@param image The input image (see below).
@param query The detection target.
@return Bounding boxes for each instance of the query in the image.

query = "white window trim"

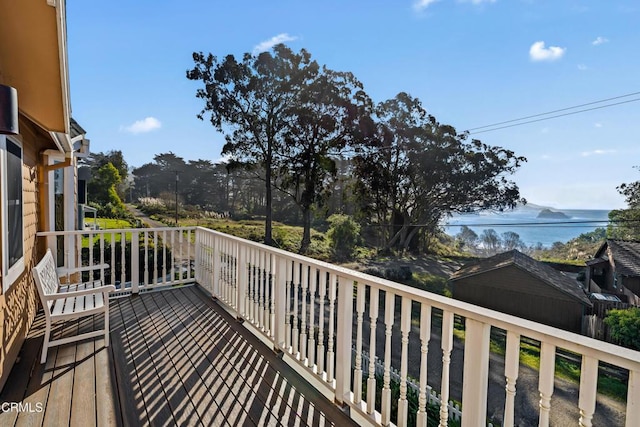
[1,135,25,291]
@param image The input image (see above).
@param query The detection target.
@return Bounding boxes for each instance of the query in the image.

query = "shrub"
[604,307,640,350]
[327,214,361,261]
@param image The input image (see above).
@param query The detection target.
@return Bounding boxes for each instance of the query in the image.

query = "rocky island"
[537,208,570,219]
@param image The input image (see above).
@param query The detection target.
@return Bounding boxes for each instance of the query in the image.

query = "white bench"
[32,249,115,363]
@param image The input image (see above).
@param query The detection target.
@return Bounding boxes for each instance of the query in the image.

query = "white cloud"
[121,117,162,134]
[577,64,588,71]
[253,33,297,54]
[594,122,603,128]
[581,149,615,157]
[529,41,566,61]
[592,36,609,46]
[413,0,439,11]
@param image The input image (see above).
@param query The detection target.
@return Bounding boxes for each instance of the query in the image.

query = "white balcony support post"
[503,331,520,427]
[367,287,380,415]
[327,272,337,382]
[416,303,432,427]
[439,310,454,427]
[398,296,411,427]
[301,264,309,363]
[275,257,287,351]
[538,342,556,427]
[354,282,365,405]
[131,231,140,294]
[317,269,327,376]
[461,318,490,427]
[308,267,317,369]
[237,244,247,318]
[382,291,395,426]
[627,369,640,426]
[578,356,598,427]
[335,275,353,405]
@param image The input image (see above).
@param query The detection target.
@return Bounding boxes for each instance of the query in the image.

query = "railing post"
[131,231,139,294]
[335,275,353,405]
[627,369,640,426]
[274,257,287,351]
[461,318,490,427]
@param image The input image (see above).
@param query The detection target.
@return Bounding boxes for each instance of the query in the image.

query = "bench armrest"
[44,284,116,301]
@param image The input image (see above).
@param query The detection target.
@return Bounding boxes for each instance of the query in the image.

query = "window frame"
[1,134,25,291]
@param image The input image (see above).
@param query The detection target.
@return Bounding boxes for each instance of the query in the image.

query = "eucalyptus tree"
[278,68,372,253]
[354,92,526,252]
[187,44,319,245]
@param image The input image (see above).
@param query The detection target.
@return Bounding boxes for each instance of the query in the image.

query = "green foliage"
[604,308,640,350]
[327,214,361,260]
[87,163,127,217]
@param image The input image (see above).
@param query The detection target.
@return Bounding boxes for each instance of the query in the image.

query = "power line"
[466,91,640,132]
[467,97,640,135]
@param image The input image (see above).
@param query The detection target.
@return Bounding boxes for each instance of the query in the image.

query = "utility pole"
[175,171,179,226]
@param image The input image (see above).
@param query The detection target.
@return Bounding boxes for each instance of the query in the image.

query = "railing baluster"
[381,291,395,426]
[269,254,275,337]
[285,260,292,351]
[120,231,126,288]
[317,269,326,377]
[367,287,379,415]
[354,281,365,405]
[275,256,287,350]
[504,331,520,427]
[292,263,300,358]
[170,229,175,284]
[578,356,598,427]
[253,248,260,325]
[300,264,308,363]
[261,250,268,330]
[237,243,247,318]
[416,303,432,427]
[131,231,139,294]
[398,296,412,427]
[327,272,337,383]
[99,234,105,285]
[308,267,317,369]
[538,342,556,427]
[153,231,158,287]
[440,310,454,427]
[143,230,149,287]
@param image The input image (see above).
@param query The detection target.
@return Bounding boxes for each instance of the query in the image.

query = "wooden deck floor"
[0,286,355,427]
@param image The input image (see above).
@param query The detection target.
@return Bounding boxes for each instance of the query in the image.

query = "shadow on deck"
[0,286,355,427]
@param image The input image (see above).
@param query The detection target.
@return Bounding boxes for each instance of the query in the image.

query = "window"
[1,135,24,291]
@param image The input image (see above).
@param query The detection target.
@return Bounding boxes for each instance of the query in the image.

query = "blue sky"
[67,0,640,210]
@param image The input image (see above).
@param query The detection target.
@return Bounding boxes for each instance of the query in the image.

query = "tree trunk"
[402,226,420,251]
[300,207,312,254]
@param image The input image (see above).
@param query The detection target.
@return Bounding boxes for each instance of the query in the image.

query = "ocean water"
[443,206,611,247]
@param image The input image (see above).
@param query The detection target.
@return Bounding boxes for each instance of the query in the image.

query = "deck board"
[0,285,356,427]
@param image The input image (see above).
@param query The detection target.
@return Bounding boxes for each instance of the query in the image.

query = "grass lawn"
[81,218,134,247]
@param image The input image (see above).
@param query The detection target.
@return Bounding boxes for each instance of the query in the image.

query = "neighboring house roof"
[595,240,640,278]
[70,118,86,139]
[451,250,592,306]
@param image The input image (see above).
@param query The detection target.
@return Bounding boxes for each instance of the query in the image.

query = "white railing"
[39,226,640,426]
[37,227,196,295]
[194,226,640,427]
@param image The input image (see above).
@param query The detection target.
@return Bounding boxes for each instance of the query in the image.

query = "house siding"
[452,265,586,333]
[0,119,51,391]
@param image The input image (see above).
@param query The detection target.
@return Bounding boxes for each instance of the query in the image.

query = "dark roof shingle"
[451,250,592,306]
